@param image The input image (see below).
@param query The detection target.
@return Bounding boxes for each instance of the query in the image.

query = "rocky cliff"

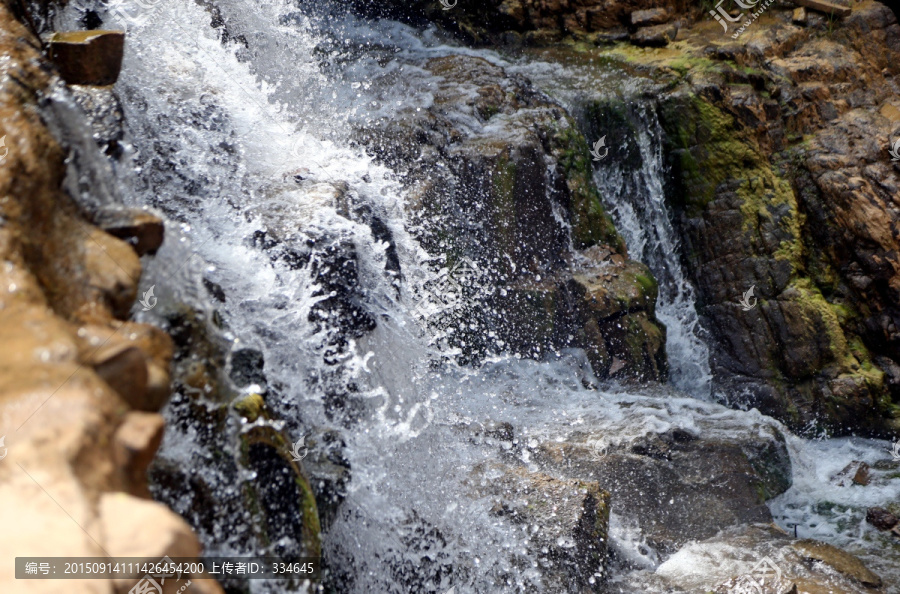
[0,1,221,591]
[352,0,900,437]
[612,0,900,436]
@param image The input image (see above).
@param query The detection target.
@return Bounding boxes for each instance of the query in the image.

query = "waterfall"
[590,104,713,399]
[49,1,900,591]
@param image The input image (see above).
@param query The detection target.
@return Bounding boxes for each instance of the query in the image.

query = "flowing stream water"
[53,1,900,592]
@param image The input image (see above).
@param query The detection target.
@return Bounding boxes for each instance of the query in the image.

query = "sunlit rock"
[49,30,125,86]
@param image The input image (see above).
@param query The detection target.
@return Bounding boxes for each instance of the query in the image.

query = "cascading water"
[51,1,900,592]
[588,105,713,399]
[496,60,713,398]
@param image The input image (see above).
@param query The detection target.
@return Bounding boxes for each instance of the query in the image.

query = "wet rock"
[603,0,900,436]
[354,53,666,381]
[792,539,882,588]
[203,278,227,303]
[301,429,351,531]
[533,424,791,557]
[865,506,899,530]
[241,438,321,560]
[651,524,881,593]
[481,420,515,442]
[100,209,165,256]
[307,237,378,359]
[48,30,125,86]
[831,460,871,486]
[468,462,610,591]
[229,347,266,389]
[148,310,325,591]
[349,0,685,44]
[69,84,126,158]
[630,23,678,47]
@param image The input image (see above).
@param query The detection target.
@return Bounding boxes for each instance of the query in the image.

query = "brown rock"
[100,493,224,594]
[82,227,142,319]
[575,259,658,319]
[90,343,150,409]
[880,102,900,122]
[76,322,173,410]
[793,0,851,18]
[114,412,165,497]
[792,7,807,24]
[101,209,165,256]
[791,539,882,588]
[0,4,213,593]
[831,460,871,486]
[48,30,125,86]
[866,506,899,530]
[532,424,791,556]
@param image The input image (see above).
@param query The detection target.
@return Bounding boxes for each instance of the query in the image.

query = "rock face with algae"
[577,0,900,435]
[356,54,668,381]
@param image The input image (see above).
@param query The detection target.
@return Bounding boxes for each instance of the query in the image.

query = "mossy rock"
[549,120,624,251]
[239,424,322,560]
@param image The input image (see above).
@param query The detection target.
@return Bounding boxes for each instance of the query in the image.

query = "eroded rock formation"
[355,53,668,381]
[0,2,220,592]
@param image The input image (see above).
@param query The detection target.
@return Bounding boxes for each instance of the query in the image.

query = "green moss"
[666,55,719,76]
[480,103,501,119]
[634,272,659,305]
[296,474,323,558]
[551,122,623,250]
[491,152,518,257]
[233,392,266,422]
[790,279,848,361]
[240,428,322,559]
[661,95,767,217]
